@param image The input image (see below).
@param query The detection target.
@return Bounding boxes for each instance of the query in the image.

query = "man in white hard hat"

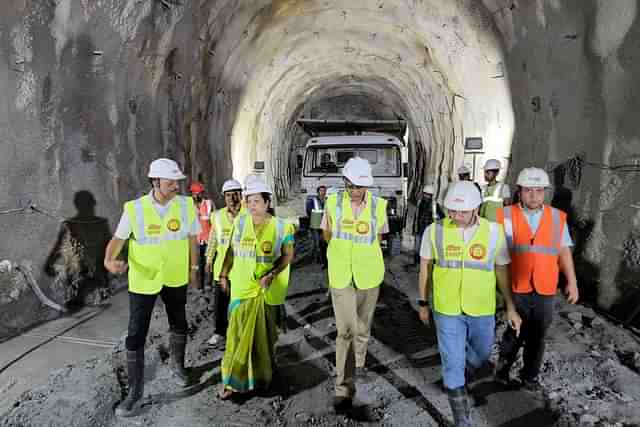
[320,157,389,412]
[495,167,578,390]
[412,184,444,266]
[479,158,511,222]
[418,181,521,427]
[457,165,472,181]
[104,158,200,417]
[205,179,246,347]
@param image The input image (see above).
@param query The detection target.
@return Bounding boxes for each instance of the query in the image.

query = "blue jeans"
[434,311,495,389]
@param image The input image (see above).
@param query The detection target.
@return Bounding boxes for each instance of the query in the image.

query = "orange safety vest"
[496,204,567,295]
[197,200,213,244]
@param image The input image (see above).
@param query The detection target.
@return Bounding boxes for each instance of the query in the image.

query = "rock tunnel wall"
[490,0,640,310]
[0,0,638,338]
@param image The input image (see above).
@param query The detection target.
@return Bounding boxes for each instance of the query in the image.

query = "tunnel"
[1,1,640,426]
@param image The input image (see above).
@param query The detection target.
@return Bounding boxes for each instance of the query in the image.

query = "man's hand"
[565,282,579,304]
[104,260,128,274]
[259,273,274,289]
[419,306,431,326]
[205,262,212,275]
[219,277,230,294]
[506,308,522,337]
[189,270,199,288]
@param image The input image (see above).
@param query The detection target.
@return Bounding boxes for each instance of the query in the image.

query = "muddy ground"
[2,232,640,427]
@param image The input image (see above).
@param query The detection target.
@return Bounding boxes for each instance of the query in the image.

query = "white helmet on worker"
[342,157,374,187]
[422,184,435,194]
[483,159,501,171]
[148,158,186,180]
[516,167,550,188]
[221,179,242,193]
[244,178,272,196]
[444,181,482,211]
[457,165,471,175]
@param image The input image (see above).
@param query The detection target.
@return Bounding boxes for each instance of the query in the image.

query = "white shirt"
[114,192,201,239]
[420,221,511,265]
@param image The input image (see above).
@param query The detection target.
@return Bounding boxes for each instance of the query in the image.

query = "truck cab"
[298,120,408,241]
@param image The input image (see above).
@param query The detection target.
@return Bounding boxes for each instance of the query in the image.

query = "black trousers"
[499,292,554,380]
[198,243,209,290]
[214,280,231,335]
[125,285,188,351]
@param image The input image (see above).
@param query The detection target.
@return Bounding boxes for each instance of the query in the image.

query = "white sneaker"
[207,334,224,346]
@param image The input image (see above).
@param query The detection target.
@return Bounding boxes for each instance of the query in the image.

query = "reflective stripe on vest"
[132,196,190,244]
[333,191,378,245]
[233,216,285,263]
[483,183,504,203]
[503,205,560,255]
[434,221,499,271]
[214,209,231,246]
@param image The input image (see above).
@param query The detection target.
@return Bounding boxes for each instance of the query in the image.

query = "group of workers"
[103,155,578,427]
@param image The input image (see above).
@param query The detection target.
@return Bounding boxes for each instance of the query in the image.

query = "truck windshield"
[304,145,401,177]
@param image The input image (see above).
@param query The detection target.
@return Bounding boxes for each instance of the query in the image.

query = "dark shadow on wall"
[45,191,112,310]
[550,163,600,305]
[610,227,640,328]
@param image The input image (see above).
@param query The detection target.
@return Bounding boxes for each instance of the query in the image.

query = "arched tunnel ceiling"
[201,0,514,186]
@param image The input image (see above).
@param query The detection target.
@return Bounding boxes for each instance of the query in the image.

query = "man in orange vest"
[191,181,214,290]
[495,167,579,389]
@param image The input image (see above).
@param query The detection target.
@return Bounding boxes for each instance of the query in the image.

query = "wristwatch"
[190,265,199,271]
[417,299,428,307]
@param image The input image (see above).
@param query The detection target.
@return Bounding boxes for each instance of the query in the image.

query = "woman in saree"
[217,178,295,399]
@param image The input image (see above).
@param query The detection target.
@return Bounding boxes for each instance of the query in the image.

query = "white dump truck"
[297,119,408,250]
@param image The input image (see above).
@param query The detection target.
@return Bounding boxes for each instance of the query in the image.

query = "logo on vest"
[147,224,162,235]
[446,245,463,258]
[167,219,181,232]
[261,241,273,254]
[355,221,370,235]
[469,244,487,260]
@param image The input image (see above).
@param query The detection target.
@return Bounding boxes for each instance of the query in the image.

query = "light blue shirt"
[522,206,573,248]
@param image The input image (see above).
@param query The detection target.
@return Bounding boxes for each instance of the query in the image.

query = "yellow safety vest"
[124,195,195,295]
[431,217,501,316]
[210,207,246,281]
[228,215,293,305]
[326,191,387,289]
[479,182,505,222]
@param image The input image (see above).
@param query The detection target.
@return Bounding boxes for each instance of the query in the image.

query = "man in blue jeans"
[417,181,521,426]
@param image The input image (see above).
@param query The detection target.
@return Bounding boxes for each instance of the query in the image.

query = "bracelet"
[417,299,428,307]
[190,265,199,271]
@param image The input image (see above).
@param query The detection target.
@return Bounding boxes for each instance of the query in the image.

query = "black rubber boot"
[169,332,190,386]
[115,349,145,417]
[447,386,473,427]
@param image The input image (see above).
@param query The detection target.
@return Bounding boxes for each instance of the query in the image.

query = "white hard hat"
[244,174,261,188]
[483,159,501,170]
[444,181,482,211]
[516,167,550,188]
[342,157,374,187]
[457,165,471,175]
[244,178,272,196]
[222,179,242,193]
[148,158,186,180]
[422,184,435,194]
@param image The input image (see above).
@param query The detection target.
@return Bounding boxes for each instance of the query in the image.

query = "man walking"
[418,181,521,426]
[191,181,214,290]
[495,167,578,389]
[479,159,511,222]
[321,157,388,412]
[104,158,200,417]
[305,185,328,267]
[412,184,444,266]
[205,179,245,346]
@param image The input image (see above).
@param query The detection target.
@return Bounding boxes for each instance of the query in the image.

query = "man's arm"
[496,265,521,336]
[104,238,128,274]
[418,257,433,325]
[321,212,332,242]
[559,247,579,304]
[205,218,217,271]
